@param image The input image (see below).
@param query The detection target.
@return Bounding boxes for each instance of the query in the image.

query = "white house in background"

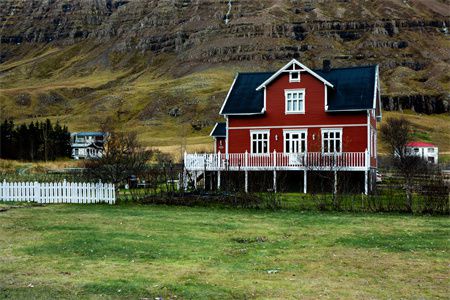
[70,132,107,159]
[406,141,439,164]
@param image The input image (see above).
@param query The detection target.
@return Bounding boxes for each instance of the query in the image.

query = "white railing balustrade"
[0,180,115,204]
[185,151,368,171]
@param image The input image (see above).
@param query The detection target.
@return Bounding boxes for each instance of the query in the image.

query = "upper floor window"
[285,89,305,114]
[289,71,300,82]
[322,129,342,153]
[428,148,434,153]
[251,130,269,154]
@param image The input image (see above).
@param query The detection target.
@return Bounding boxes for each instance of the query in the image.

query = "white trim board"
[228,124,367,130]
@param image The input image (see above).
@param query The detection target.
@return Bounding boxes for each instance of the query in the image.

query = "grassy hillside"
[1,44,449,158]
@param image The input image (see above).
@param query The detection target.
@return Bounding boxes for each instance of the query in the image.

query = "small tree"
[84,131,152,187]
[380,117,428,212]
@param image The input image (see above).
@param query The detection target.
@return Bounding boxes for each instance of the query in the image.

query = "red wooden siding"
[228,126,368,153]
[227,72,369,154]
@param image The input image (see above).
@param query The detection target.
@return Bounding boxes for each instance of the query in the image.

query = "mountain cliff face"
[0,0,449,151]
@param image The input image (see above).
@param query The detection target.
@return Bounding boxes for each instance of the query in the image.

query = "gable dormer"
[255,59,334,91]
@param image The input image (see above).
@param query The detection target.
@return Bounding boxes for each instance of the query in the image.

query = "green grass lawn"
[0,204,448,299]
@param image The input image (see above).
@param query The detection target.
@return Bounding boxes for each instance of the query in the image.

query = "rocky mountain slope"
[0,0,449,154]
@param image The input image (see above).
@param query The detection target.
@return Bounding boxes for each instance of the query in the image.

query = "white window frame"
[285,89,305,114]
[321,128,343,154]
[250,130,270,154]
[283,129,307,153]
[289,71,301,83]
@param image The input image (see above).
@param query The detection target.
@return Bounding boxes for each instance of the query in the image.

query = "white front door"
[284,130,307,164]
[284,130,307,153]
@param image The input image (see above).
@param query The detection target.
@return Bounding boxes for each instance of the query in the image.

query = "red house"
[185,59,382,194]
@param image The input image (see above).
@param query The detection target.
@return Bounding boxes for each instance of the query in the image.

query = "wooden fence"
[0,180,115,204]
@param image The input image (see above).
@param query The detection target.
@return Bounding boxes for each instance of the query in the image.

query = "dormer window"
[289,71,300,82]
[285,89,305,114]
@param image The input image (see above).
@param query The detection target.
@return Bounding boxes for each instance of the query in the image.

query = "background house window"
[322,129,342,153]
[428,148,434,153]
[284,130,307,153]
[289,72,300,82]
[285,89,305,113]
[251,131,269,154]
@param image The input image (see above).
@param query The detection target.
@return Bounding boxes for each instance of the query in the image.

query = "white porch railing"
[0,180,115,204]
[185,151,368,171]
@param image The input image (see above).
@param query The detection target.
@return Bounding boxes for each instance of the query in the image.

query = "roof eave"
[209,123,219,137]
[220,112,264,116]
[325,108,370,112]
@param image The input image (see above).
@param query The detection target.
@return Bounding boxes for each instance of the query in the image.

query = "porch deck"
[185,151,369,172]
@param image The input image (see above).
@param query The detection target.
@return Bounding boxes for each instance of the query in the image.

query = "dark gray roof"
[210,122,226,137]
[220,72,273,115]
[316,66,376,111]
[220,66,377,114]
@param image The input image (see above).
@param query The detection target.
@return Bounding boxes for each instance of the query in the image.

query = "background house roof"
[210,122,226,137]
[72,132,105,137]
[407,141,437,147]
[220,66,377,115]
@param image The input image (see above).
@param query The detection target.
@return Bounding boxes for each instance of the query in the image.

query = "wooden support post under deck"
[364,169,368,195]
[303,170,307,194]
[364,148,369,195]
[334,170,338,195]
[245,150,248,193]
[217,171,221,190]
[209,172,213,191]
[273,150,277,193]
[273,170,277,193]
[194,171,197,189]
[245,171,248,193]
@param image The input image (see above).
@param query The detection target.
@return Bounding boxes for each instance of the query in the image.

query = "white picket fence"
[0,180,115,204]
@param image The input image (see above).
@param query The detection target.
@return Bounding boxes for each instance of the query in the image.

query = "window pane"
[299,100,303,111]
[330,132,334,138]
[336,132,340,138]
[330,142,334,152]
[336,141,340,152]
[301,140,305,152]
[263,141,267,153]
[293,100,297,111]
[287,100,292,111]
[324,132,328,139]
[324,141,328,152]
[253,141,257,153]
[285,140,289,153]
